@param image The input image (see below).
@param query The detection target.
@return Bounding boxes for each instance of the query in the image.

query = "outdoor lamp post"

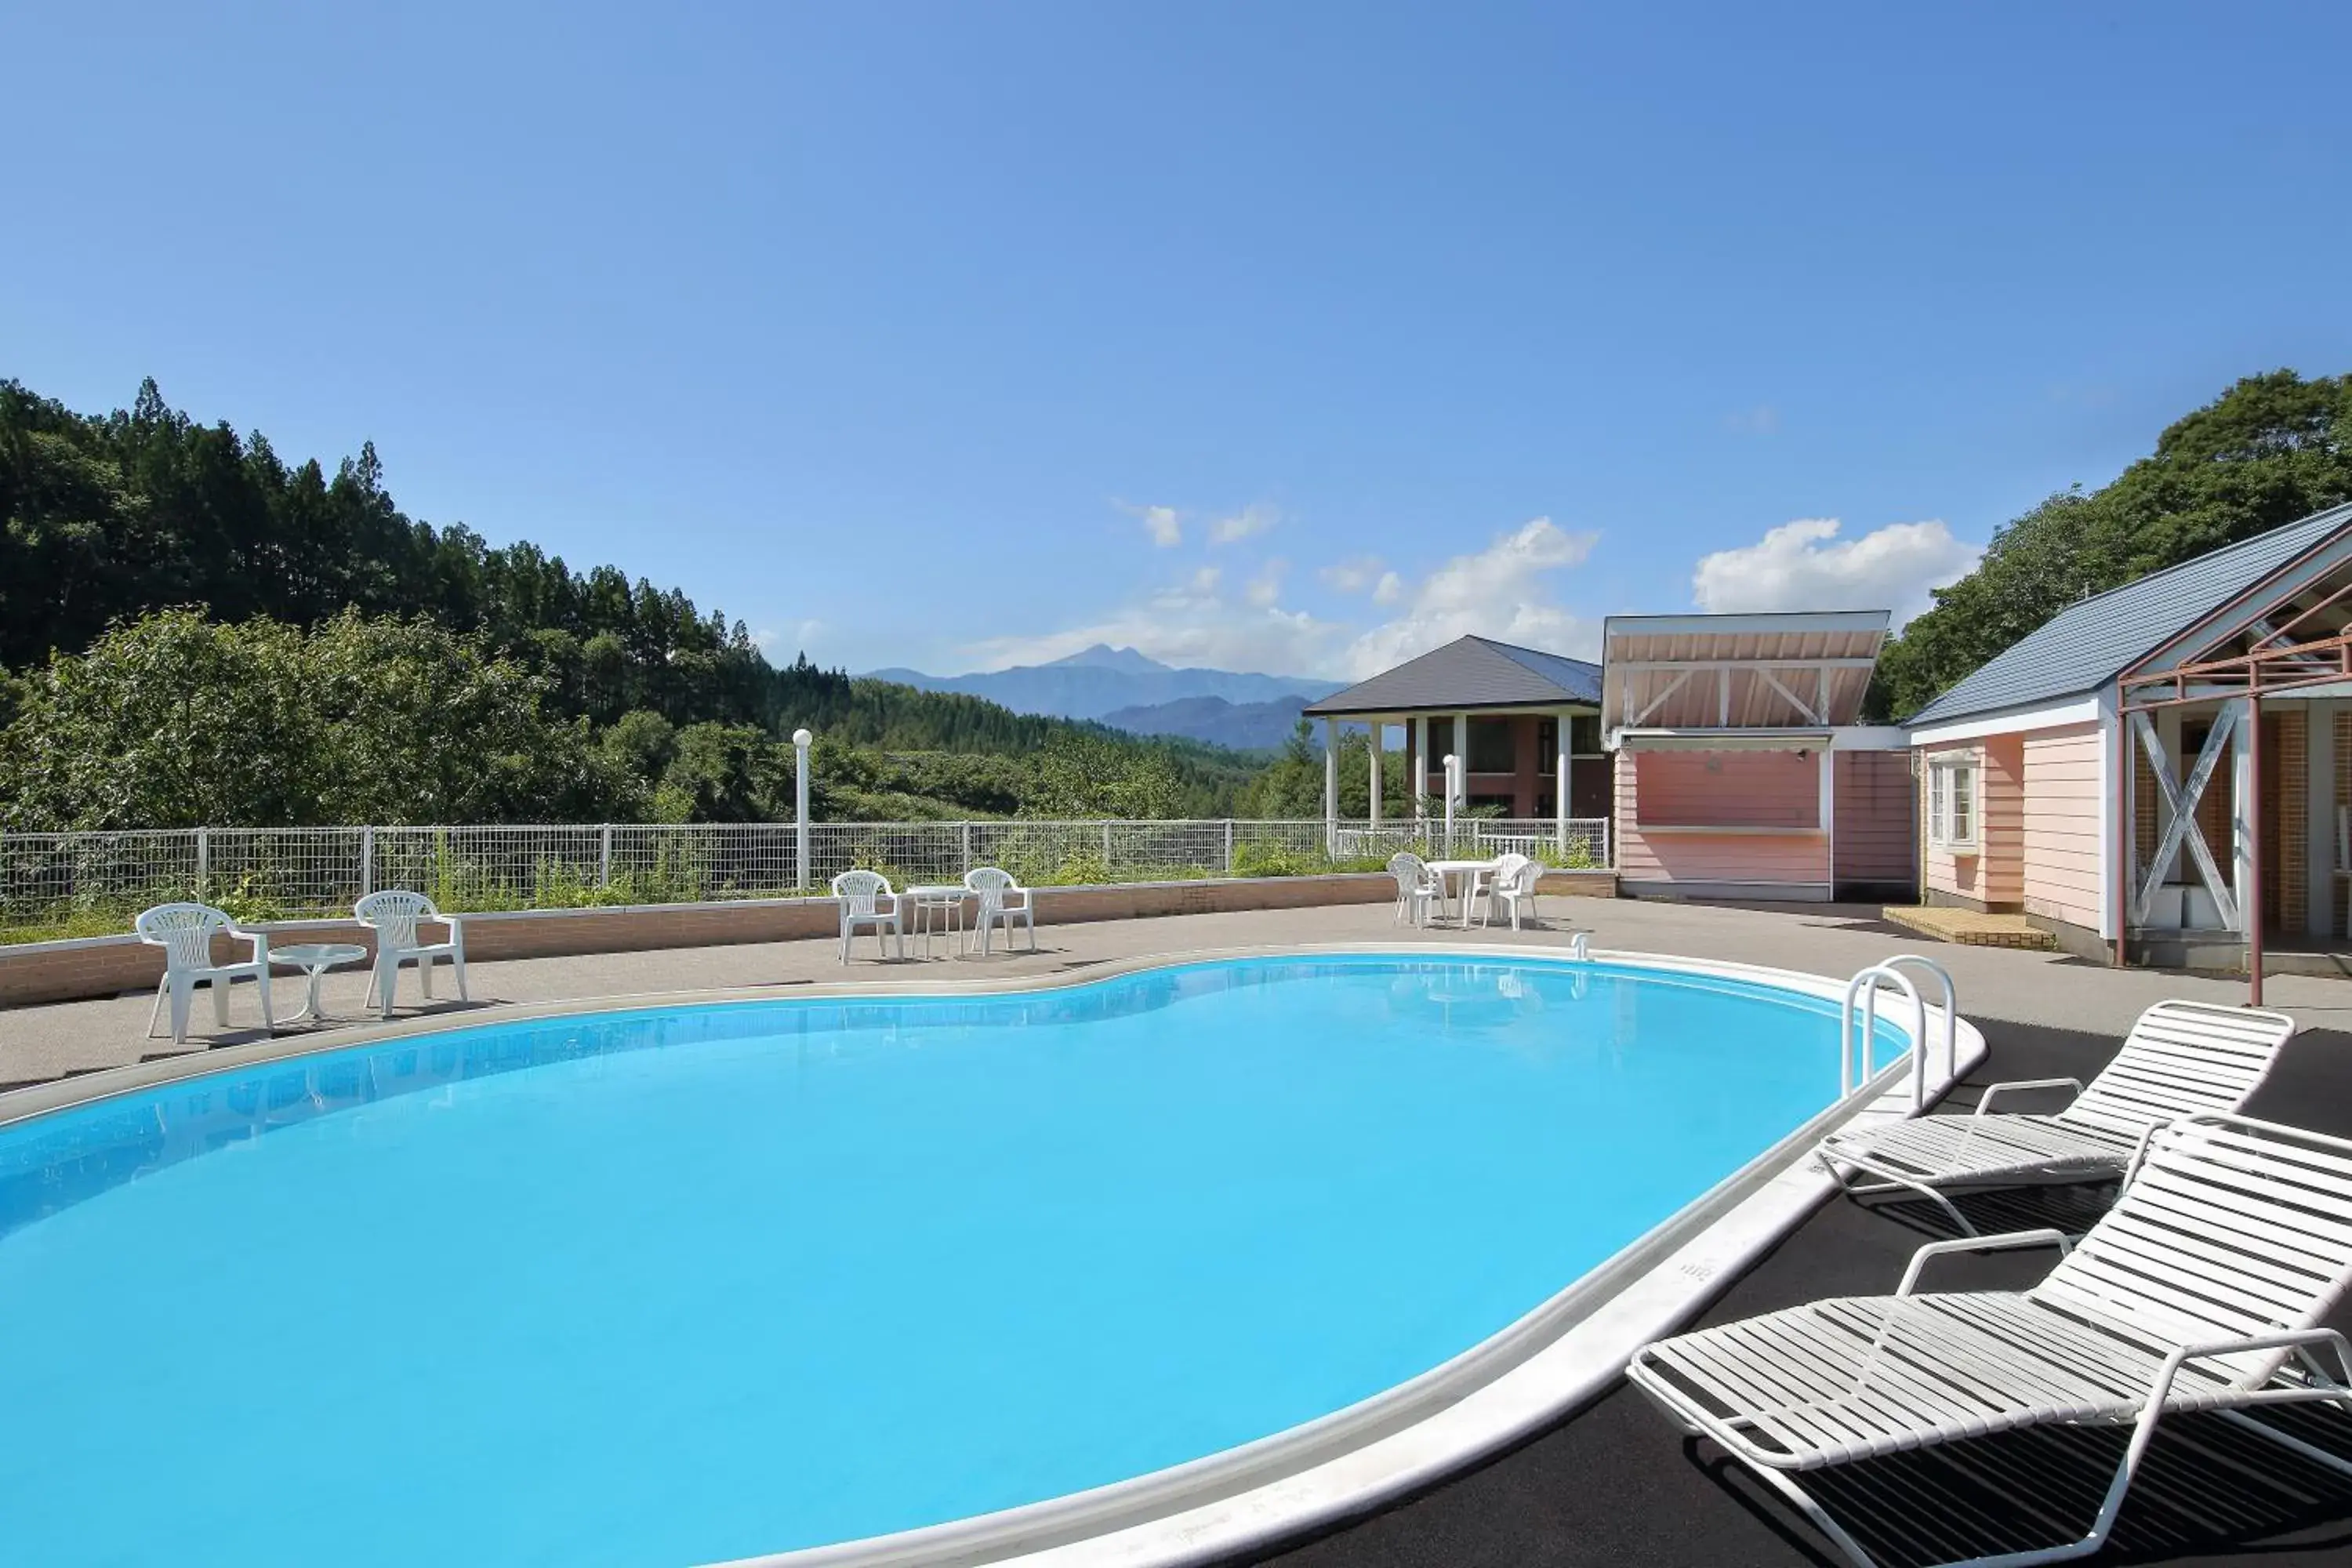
[793,728,813,891]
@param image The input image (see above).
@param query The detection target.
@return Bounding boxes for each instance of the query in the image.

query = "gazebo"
[1299,635,1608,849]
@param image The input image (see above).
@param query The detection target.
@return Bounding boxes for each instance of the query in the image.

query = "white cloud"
[960,575,1343,677]
[1137,504,1183,547]
[959,515,1603,682]
[1319,555,1386,593]
[1691,517,1981,625]
[1341,517,1601,677]
[1246,559,1287,608]
[1210,501,1279,545]
[1725,403,1781,435]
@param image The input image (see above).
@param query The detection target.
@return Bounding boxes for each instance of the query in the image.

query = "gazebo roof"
[1301,635,1601,718]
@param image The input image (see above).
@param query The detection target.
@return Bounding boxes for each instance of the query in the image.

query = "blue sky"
[9,3,2350,680]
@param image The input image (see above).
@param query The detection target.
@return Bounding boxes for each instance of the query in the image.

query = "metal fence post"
[599,823,613,887]
[1224,818,1235,874]
[1102,819,1113,870]
[194,826,209,891]
[359,826,375,897]
[960,821,973,876]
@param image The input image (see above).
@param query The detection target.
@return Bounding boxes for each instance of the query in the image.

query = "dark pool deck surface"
[1248,1018,2352,1568]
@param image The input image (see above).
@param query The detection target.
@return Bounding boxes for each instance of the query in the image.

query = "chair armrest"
[1896,1228,2071,1296]
[2144,1328,2352,1406]
[238,927,270,964]
[1973,1078,2084,1116]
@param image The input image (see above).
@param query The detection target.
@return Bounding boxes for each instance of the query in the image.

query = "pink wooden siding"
[1921,733,2026,909]
[1832,750,1916,886]
[1628,750,1819,829]
[2020,722,2105,932]
[1614,750,1830,888]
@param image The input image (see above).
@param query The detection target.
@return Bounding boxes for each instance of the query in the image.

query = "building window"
[1466,717,1517,774]
[1927,752,1980,852]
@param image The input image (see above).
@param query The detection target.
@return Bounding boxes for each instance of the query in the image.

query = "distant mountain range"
[864,644,1346,731]
[1097,694,1320,751]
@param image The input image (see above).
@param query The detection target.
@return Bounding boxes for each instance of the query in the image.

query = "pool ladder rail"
[1840,955,1958,1112]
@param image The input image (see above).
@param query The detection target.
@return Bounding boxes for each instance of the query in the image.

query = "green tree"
[0,610,634,829]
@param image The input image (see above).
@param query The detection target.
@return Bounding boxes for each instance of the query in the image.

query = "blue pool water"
[0,955,1900,1566]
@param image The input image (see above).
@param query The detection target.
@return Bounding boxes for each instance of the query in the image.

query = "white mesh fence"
[0,816,1609,935]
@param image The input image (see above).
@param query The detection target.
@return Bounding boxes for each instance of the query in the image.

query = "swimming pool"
[0,949,1936,1567]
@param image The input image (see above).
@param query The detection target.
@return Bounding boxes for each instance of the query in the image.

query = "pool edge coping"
[0,942,1984,1568]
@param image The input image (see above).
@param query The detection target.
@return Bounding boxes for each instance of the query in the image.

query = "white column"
[2311,702,2339,938]
[1414,716,1430,821]
[2230,698,2255,933]
[1555,709,1570,850]
[1367,720,1383,827]
[1323,716,1339,851]
[1452,713,1468,799]
[1819,741,1837,897]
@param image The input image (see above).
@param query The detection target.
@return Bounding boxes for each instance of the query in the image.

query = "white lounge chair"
[354,890,470,1018]
[136,902,274,1044]
[1629,1112,2352,1568]
[1477,853,1541,930]
[831,870,903,963]
[1387,851,1440,927]
[1815,999,2295,1234]
[963,866,1036,954]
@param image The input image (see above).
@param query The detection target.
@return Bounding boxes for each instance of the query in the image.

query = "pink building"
[1904,501,2352,996]
[1601,612,1914,902]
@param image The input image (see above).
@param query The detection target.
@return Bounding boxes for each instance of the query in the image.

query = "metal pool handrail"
[1875,953,1958,1112]
[1841,963,1926,1104]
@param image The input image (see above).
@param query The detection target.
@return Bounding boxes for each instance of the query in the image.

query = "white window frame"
[1926,750,1980,852]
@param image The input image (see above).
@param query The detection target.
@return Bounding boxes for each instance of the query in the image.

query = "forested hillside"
[1872,371,2352,720]
[0,379,1256,829]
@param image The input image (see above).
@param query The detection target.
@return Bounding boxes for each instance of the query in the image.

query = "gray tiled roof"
[1907,503,2352,727]
[1302,635,1602,717]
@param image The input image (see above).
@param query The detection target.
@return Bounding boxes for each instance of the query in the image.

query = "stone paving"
[7,894,2348,1094]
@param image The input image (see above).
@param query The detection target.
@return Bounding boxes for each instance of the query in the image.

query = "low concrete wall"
[2,873,1429,1010]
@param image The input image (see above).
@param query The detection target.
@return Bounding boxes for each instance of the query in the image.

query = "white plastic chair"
[963,866,1036,953]
[831,870,903,963]
[1479,853,1541,929]
[136,903,274,1044]
[1387,851,1441,927]
[354,890,470,1019]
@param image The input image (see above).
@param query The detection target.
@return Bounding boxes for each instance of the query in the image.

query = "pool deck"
[6,896,2352,1566]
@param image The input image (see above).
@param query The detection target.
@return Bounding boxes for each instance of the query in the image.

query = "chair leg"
[256,970,274,1036]
[211,977,230,1026]
[452,946,469,1001]
[376,957,400,1020]
[420,956,436,1000]
[169,977,194,1046]
[147,977,169,1039]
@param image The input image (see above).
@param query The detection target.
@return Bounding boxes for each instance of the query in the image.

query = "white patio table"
[1425,858,1503,928]
[268,942,369,1025]
[903,884,971,959]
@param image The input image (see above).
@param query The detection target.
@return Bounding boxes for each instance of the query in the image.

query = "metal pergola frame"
[2114,566,2352,1004]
